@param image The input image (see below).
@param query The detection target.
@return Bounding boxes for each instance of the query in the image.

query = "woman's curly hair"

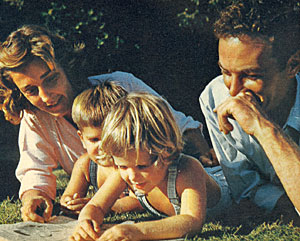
[214,0,299,71]
[0,25,88,124]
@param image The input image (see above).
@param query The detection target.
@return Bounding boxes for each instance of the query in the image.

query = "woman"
[0,25,211,223]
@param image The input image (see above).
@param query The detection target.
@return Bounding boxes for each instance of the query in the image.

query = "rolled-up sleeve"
[16,112,58,200]
[16,111,84,200]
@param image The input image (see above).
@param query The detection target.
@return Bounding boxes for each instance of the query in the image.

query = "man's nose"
[229,74,243,96]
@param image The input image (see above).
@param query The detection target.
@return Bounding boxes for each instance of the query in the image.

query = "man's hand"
[182,126,218,166]
[21,189,53,223]
[214,90,266,136]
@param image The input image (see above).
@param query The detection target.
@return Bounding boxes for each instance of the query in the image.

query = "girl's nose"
[127,168,140,183]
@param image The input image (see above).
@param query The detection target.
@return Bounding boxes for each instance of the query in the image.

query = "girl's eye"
[137,165,149,170]
[118,165,127,170]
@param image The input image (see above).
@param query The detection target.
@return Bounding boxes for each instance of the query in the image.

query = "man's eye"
[246,75,262,81]
[220,69,231,76]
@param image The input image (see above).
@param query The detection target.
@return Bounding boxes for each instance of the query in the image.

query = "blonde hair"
[72,81,128,130]
[100,92,183,165]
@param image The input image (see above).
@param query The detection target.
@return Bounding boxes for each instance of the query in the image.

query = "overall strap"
[167,154,181,215]
[135,192,168,218]
[89,160,99,192]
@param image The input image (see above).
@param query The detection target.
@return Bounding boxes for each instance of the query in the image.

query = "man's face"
[218,36,290,114]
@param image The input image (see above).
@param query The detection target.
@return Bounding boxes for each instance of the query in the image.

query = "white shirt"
[16,71,201,199]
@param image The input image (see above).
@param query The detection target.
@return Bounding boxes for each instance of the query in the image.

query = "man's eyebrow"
[218,61,264,73]
[40,69,52,79]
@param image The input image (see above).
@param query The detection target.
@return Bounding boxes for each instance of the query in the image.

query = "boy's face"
[113,150,168,194]
[78,126,102,162]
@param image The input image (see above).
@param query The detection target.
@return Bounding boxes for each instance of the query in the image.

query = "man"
[200,0,300,215]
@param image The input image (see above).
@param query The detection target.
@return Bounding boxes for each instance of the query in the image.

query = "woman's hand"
[21,189,53,223]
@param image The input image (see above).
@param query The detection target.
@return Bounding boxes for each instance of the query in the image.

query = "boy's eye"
[90,138,100,143]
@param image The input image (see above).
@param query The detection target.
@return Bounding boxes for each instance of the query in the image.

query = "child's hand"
[69,219,101,241]
[97,224,143,241]
[69,204,103,241]
[61,193,91,214]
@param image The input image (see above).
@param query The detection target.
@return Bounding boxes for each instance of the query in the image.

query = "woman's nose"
[39,87,53,103]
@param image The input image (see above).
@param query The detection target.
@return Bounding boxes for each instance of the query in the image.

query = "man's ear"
[77,130,86,149]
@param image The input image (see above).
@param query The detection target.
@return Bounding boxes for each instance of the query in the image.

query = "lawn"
[0,169,299,240]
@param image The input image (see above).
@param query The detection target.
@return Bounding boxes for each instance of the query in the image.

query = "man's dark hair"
[214,0,300,70]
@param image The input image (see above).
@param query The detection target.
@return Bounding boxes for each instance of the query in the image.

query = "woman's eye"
[44,73,59,87]
[24,87,38,96]
[118,165,127,170]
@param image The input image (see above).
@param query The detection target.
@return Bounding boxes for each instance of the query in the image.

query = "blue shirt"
[199,73,300,212]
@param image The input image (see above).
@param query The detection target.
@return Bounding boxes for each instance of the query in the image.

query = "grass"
[0,169,299,240]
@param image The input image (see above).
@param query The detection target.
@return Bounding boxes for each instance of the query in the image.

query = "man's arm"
[215,91,300,212]
[254,119,300,212]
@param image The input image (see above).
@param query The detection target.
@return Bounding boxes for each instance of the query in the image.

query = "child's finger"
[67,197,91,206]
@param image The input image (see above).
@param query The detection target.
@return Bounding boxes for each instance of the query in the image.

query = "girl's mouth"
[133,182,146,190]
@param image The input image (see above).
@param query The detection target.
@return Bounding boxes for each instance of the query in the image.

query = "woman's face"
[9,58,74,118]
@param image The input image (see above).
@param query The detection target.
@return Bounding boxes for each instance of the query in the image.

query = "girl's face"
[9,58,74,118]
[113,150,169,194]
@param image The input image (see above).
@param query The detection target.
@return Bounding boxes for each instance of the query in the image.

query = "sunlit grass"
[0,169,299,240]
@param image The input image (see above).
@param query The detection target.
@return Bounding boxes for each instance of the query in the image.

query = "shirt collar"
[284,72,300,132]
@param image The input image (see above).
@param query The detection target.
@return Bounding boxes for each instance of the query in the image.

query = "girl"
[70,93,231,241]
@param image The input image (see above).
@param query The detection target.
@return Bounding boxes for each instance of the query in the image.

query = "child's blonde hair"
[72,81,128,130]
[100,92,183,164]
